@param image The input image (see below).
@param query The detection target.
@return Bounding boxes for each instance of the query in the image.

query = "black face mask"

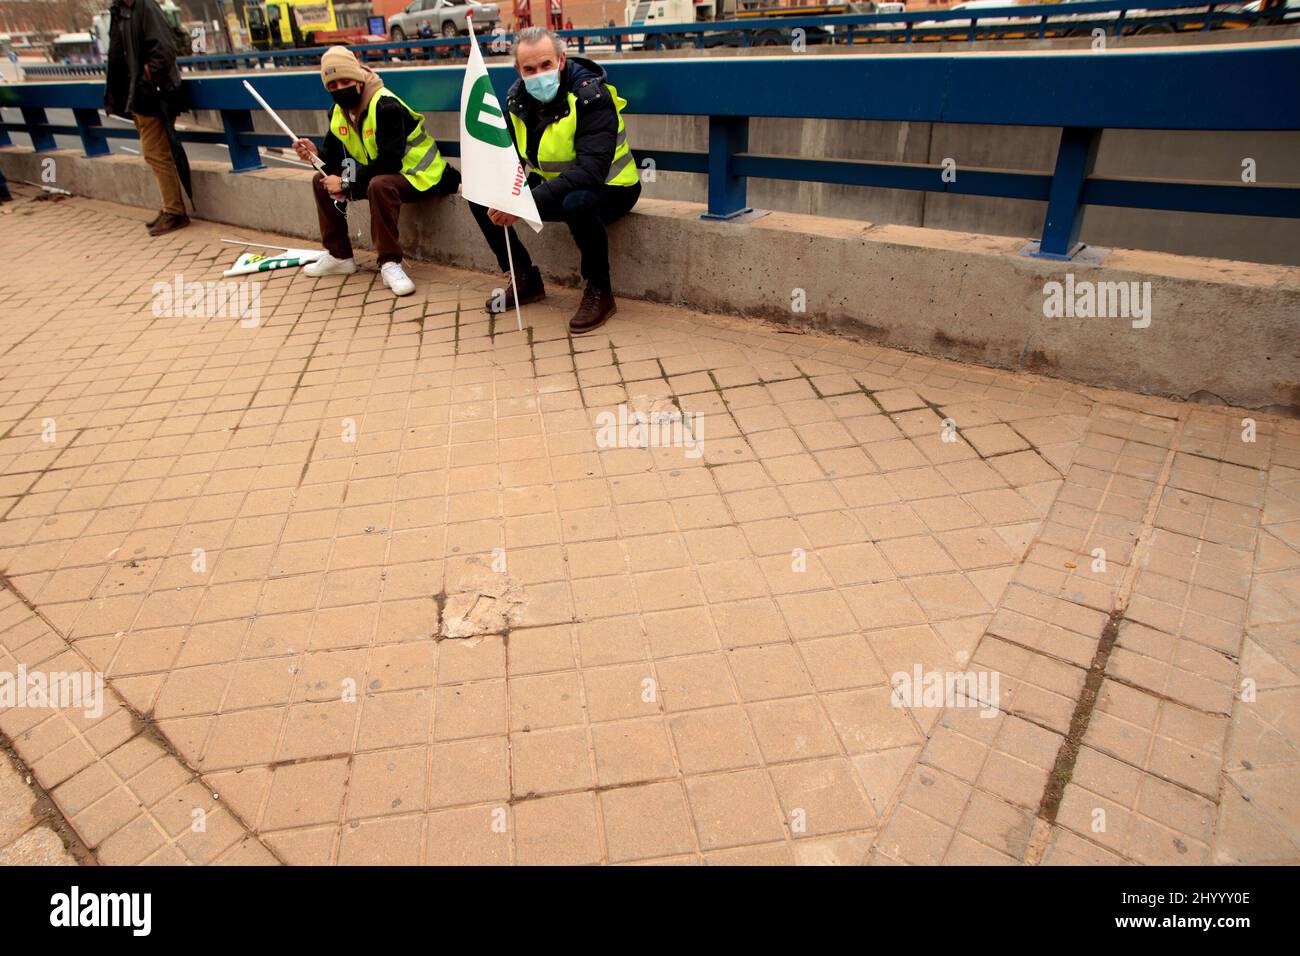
[330,86,361,110]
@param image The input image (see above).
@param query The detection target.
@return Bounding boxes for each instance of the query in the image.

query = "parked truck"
[243,0,356,50]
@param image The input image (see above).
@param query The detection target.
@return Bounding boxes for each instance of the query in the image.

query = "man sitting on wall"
[466,27,641,334]
[293,46,460,297]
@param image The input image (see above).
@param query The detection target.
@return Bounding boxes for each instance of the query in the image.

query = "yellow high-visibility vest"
[330,87,446,191]
[510,83,637,188]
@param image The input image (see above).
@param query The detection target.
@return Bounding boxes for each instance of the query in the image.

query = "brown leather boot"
[485,265,545,313]
[149,212,191,236]
[569,283,616,334]
[145,210,164,228]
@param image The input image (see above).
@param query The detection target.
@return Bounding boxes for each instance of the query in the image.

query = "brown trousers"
[311,165,460,266]
[133,114,186,215]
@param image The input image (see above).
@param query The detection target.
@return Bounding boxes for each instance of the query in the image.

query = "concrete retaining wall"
[3,146,1297,412]
[183,26,1300,269]
[184,106,1300,269]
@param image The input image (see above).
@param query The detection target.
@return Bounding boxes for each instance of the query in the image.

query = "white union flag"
[459,15,542,232]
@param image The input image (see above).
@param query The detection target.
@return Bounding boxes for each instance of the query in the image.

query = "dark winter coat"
[103,0,184,119]
[504,56,622,208]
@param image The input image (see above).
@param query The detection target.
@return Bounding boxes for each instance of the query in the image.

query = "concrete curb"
[3,146,1296,411]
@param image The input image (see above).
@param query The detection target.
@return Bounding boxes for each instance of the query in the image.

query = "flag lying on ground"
[459,14,542,233]
[223,249,324,277]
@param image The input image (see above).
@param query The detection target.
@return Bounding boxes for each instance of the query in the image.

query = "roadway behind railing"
[15,0,1293,78]
[2,33,1298,260]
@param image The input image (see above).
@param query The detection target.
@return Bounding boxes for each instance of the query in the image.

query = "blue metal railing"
[1,38,1297,260]
[15,0,1292,78]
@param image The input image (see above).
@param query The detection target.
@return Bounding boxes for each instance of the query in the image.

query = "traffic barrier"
[3,36,1297,260]
[17,0,1290,78]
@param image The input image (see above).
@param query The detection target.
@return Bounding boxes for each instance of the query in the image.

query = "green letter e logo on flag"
[466,75,512,147]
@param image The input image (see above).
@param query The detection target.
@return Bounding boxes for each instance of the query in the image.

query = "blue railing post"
[702,115,751,221]
[73,107,111,157]
[1035,126,1101,259]
[220,108,265,172]
[20,107,58,152]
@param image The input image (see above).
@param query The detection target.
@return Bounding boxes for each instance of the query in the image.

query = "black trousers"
[468,180,641,290]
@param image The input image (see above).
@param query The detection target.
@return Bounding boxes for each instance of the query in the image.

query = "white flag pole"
[468,11,525,334]
[244,79,348,215]
[503,224,524,333]
[242,79,326,173]
[222,238,295,250]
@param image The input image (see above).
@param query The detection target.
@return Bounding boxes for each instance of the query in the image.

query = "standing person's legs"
[133,115,185,217]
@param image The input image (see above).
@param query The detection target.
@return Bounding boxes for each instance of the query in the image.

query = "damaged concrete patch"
[627,392,680,420]
[439,556,525,639]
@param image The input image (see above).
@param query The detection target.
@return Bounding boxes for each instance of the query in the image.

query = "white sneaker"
[303,252,357,277]
[381,261,415,296]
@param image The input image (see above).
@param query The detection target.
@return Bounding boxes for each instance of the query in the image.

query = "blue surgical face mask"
[523,68,561,104]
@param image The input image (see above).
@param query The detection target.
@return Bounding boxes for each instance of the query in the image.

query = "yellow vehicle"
[244,0,340,50]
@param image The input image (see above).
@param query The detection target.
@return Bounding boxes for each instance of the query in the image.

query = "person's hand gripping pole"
[243,79,348,215]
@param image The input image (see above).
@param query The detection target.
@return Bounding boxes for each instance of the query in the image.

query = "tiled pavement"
[0,191,1296,865]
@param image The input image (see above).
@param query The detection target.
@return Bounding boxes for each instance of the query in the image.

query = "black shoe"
[0,192,12,204]
[569,284,616,335]
[149,212,191,236]
[486,265,544,313]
